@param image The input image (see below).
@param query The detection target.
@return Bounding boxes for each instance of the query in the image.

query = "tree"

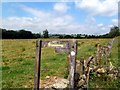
[18,29,33,39]
[59,35,64,39]
[76,34,81,39]
[43,29,49,38]
[64,35,72,38]
[2,28,34,39]
[33,33,41,38]
[109,26,120,38]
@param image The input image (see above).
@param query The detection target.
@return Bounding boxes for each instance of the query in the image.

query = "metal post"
[34,40,42,90]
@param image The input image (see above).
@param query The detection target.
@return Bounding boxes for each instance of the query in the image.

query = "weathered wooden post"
[80,58,85,75]
[105,47,109,65]
[67,42,71,78]
[34,40,42,90]
[86,56,94,89]
[69,40,77,88]
[108,38,115,55]
[96,44,101,66]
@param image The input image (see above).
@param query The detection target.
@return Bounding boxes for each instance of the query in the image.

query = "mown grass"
[2,38,119,88]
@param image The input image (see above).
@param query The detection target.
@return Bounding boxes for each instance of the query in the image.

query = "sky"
[1,0,119,35]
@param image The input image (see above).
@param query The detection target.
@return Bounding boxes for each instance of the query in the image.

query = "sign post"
[69,40,77,88]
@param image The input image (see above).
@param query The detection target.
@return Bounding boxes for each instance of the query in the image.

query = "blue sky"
[1,0,119,35]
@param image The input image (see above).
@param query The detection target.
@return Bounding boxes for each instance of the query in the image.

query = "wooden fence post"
[67,42,71,74]
[69,40,77,88]
[105,47,109,65]
[86,56,94,89]
[80,58,85,75]
[34,40,42,90]
[96,44,101,66]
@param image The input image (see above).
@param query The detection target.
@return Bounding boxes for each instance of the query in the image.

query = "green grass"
[41,48,68,79]
[2,39,68,88]
[88,37,120,88]
[77,39,111,59]
[2,39,36,88]
[2,38,119,88]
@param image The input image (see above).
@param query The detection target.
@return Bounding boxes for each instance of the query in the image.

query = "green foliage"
[43,29,49,38]
[1,28,41,39]
[64,35,73,38]
[109,26,120,37]
[1,25,120,39]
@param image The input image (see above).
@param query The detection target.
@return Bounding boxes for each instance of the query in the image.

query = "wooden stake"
[105,47,109,65]
[97,44,101,66]
[69,40,77,88]
[80,58,85,75]
[34,40,42,90]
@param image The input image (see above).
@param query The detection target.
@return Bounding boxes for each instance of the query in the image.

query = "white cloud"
[2,16,110,35]
[97,23,104,27]
[53,3,70,13]
[112,19,118,25]
[75,0,119,16]
[108,24,114,28]
[1,4,112,35]
[21,5,51,18]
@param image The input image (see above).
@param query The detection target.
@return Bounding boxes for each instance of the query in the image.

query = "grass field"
[1,37,120,88]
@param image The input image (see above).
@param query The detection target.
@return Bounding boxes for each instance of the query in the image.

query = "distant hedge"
[1,28,41,39]
[1,26,120,39]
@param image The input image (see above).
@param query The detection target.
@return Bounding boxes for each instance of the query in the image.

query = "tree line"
[1,29,41,39]
[0,26,120,39]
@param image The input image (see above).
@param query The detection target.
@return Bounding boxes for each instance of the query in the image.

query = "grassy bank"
[2,37,119,88]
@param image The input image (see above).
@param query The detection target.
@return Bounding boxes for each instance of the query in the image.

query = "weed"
[2,66,10,70]
[21,47,25,52]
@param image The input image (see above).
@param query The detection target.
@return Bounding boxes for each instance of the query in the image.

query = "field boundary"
[34,38,119,89]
